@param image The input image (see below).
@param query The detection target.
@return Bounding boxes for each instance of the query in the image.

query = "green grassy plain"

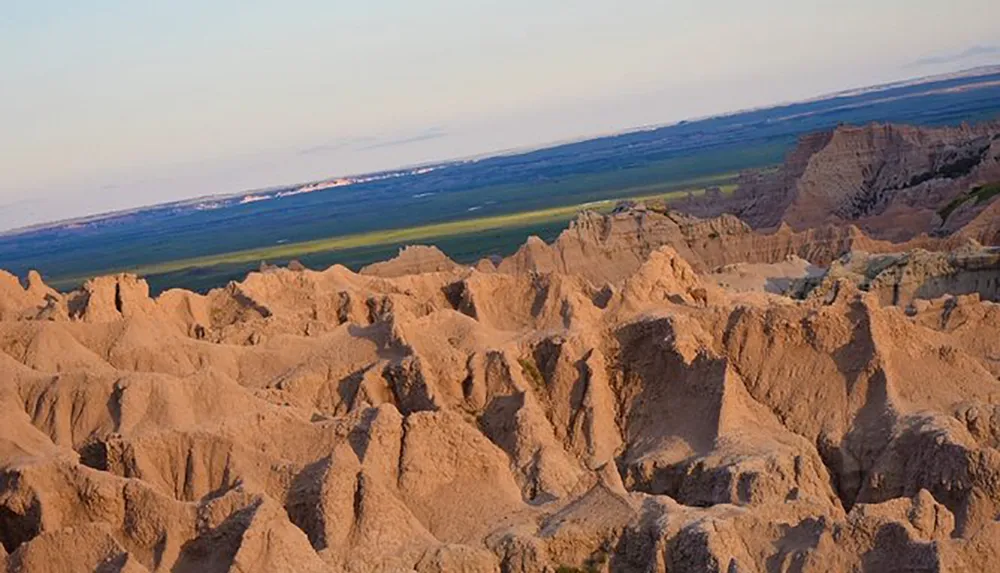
[34,137,789,294]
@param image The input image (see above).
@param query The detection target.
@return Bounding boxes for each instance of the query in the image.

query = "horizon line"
[3,62,999,238]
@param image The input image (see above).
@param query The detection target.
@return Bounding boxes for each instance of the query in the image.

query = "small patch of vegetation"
[973,181,1000,205]
[938,196,966,222]
[518,357,545,390]
[938,181,1000,221]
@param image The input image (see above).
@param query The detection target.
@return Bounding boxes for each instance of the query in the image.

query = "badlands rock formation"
[360,246,462,278]
[495,206,975,290]
[797,246,1000,307]
[675,122,1000,241]
[4,205,1000,572]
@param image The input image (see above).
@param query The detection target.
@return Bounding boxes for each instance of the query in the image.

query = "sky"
[1,1,999,230]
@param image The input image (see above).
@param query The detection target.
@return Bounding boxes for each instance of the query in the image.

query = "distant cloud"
[908,45,1000,68]
[359,128,449,151]
[296,136,377,156]
[294,128,449,157]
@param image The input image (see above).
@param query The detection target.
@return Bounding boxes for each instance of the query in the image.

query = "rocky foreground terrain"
[2,201,1000,572]
[4,121,1000,572]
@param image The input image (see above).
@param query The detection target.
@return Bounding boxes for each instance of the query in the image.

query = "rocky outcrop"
[675,122,1000,242]
[494,207,965,285]
[799,244,1000,306]
[360,245,464,278]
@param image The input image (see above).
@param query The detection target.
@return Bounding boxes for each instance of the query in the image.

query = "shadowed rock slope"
[4,214,1000,571]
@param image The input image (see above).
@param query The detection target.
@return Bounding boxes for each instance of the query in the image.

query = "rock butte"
[2,122,1000,572]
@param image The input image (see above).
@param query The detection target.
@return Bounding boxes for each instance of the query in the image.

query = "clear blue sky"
[1,1,998,229]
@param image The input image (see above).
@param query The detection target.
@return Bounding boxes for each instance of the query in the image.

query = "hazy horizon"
[2,1,999,231]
